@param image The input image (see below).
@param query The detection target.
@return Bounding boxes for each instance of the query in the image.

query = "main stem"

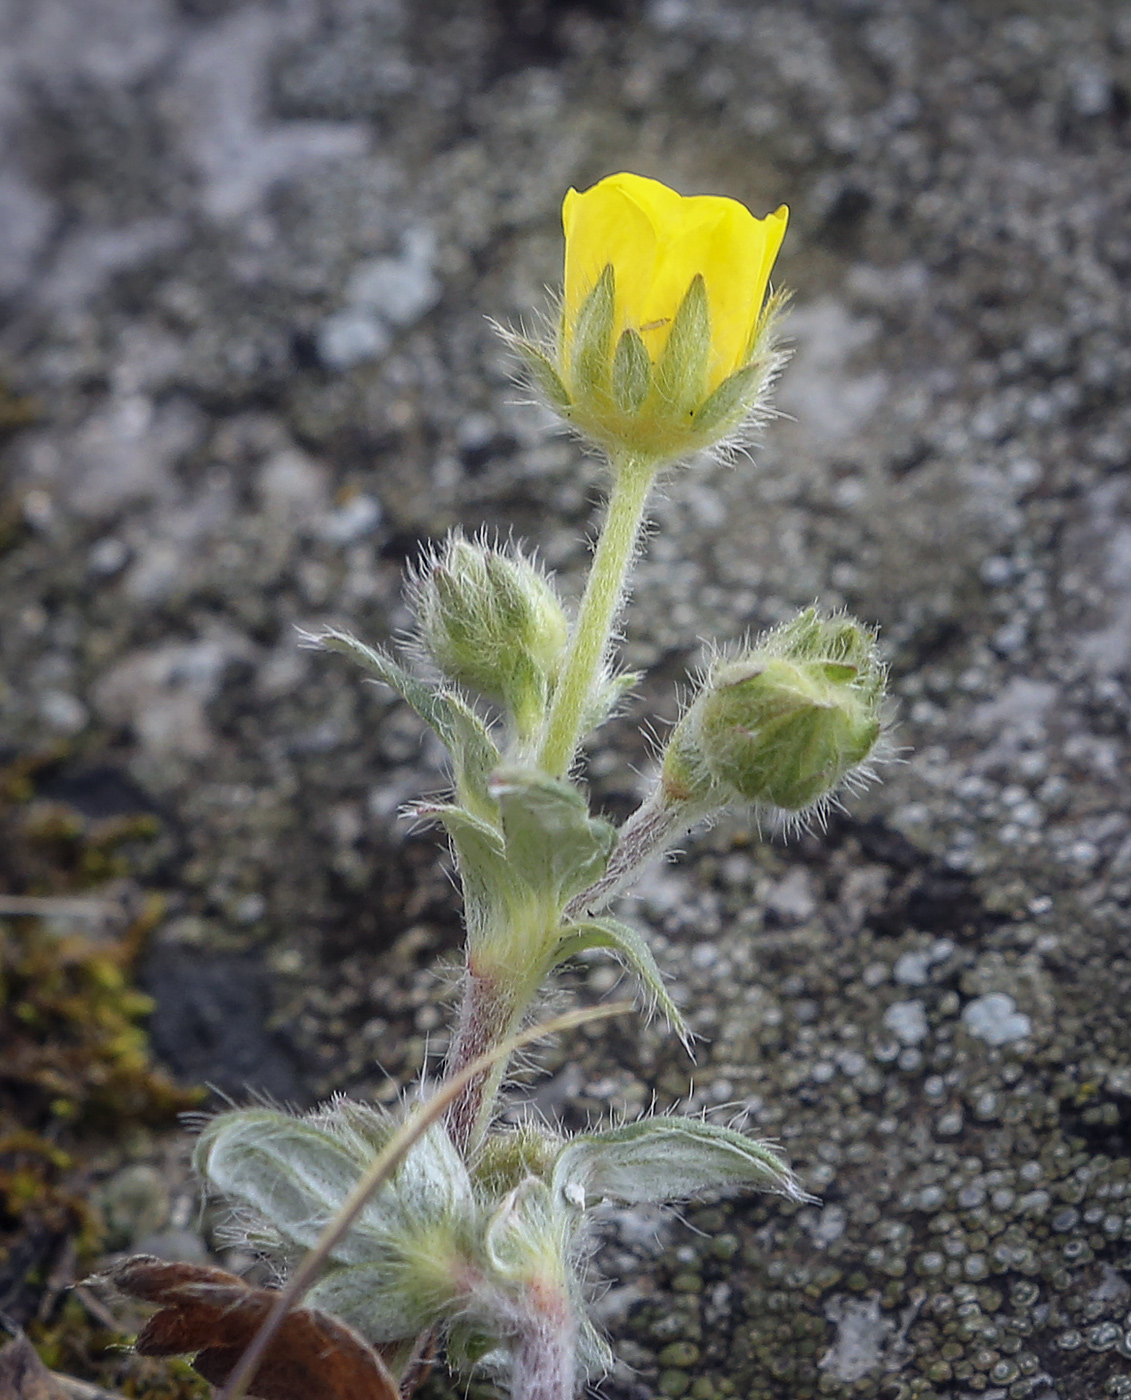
[537,455,656,779]
[511,1284,576,1400]
[446,457,656,1154]
[444,965,526,1157]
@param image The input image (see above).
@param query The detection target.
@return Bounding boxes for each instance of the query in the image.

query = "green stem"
[538,454,656,778]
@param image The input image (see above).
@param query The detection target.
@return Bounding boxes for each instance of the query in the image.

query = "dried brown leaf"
[97,1256,398,1400]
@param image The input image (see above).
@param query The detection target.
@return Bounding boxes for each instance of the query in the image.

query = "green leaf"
[552,915,690,1050]
[491,767,615,907]
[424,803,514,946]
[309,628,451,738]
[307,628,500,820]
[443,691,503,822]
[551,1116,807,1207]
[580,665,639,735]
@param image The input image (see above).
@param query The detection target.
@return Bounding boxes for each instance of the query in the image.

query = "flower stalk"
[537,452,655,779]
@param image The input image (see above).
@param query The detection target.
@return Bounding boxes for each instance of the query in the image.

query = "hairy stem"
[444,966,525,1157]
[510,1284,577,1400]
[537,456,655,779]
[562,791,687,920]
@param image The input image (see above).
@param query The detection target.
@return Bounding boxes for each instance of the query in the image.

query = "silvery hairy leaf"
[471,1179,612,1385]
[550,1116,808,1207]
[481,1178,566,1284]
[197,1105,481,1344]
[552,916,691,1050]
[197,1105,475,1263]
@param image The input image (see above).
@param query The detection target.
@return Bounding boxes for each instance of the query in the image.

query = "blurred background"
[1,1,1130,1396]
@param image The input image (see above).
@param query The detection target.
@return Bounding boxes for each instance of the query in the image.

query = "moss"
[0,900,193,1136]
[0,751,202,1395]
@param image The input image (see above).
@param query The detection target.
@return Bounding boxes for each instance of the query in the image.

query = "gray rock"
[962,991,1033,1046]
[882,999,929,1046]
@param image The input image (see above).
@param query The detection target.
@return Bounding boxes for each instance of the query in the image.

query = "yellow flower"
[562,172,788,398]
[518,172,788,462]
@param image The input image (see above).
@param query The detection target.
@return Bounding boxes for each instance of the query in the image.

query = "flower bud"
[413,534,569,739]
[662,608,886,816]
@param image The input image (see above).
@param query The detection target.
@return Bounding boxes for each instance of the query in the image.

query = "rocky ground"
[2,1,1131,1397]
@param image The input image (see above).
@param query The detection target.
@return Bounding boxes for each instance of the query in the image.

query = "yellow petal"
[752,203,789,346]
[563,177,660,340]
[700,199,788,386]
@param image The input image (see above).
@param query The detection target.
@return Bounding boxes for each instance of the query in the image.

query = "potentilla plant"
[112,173,889,1400]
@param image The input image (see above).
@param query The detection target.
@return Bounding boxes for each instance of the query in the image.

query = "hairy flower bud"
[413,534,569,740]
[662,608,886,817]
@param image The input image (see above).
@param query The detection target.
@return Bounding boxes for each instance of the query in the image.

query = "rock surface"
[2,1,1130,1397]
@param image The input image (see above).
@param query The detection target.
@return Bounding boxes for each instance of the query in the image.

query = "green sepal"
[310,628,500,822]
[655,273,710,417]
[551,1116,808,1207]
[503,650,550,747]
[691,359,766,438]
[511,337,572,412]
[741,285,791,366]
[552,915,690,1050]
[484,551,530,629]
[491,767,615,908]
[570,264,615,399]
[611,327,651,413]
